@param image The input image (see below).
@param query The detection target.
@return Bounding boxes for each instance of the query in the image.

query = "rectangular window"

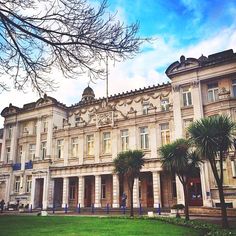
[140,127,149,149]
[87,134,94,156]
[57,140,63,158]
[29,144,36,160]
[121,129,129,151]
[42,118,48,133]
[182,86,192,106]
[160,123,170,145]
[15,176,20,193]
[71,137,78,158]
[207,83,219,102]
[101,178,106,199]
[69,185,76,200]
[41,141,47,160]
[142,102,149,115]
[6,147,10,163]
[103,132,111,154]
[161,98,169,111]
[8,125,13,139]
[183,119,193,139]
[26,176,32,193]
[232,79,236,97]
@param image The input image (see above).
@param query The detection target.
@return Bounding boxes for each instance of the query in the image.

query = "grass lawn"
[0,215,202,236]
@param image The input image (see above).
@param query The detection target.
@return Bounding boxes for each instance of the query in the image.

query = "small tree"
[113,150,144,217]
[159,139,201,220]
[188,115,236,228]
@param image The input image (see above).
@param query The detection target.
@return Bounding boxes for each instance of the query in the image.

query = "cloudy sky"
[0,0,236,126]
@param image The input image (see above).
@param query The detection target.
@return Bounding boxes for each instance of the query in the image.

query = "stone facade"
[0,49,236,210]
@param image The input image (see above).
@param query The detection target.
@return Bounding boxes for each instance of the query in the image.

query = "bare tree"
[0,0,144,94]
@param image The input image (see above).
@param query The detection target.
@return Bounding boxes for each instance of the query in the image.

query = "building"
[0,49,236,210]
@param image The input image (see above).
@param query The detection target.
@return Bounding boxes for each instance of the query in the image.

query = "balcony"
[25,161,33,169]
[12,163,21,171]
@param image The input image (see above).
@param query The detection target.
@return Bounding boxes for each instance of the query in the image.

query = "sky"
[0,0,236,126]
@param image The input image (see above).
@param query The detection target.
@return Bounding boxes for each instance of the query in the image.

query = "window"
[41,141,47,160]
[57,140,63,158]
[161,98,169,111]
[207,83,219,102]
[29,144,36,160]
[121,129,129,151]
[101,178,106,199]
[71,137,78,157]
[103,132,111,154]
[232,79,236,97]
[183,119,193,139]
[142,102,149,115]
[42,118,48,133]
[7,125,12,139]
[6,147,10,163]
[69,180,76,200]
[87,134,94,156]
[26,176,32,193]
[172,174,177,198]
[182,86,192,106]
[160,123,170,145]
[140,127,149,149]
[15,176,20,193]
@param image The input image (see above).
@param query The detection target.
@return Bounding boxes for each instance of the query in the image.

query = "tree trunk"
[128,179,134,217]
[217,180,229,228]
[183,184,190,221]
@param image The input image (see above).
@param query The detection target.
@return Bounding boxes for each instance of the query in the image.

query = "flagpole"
[106,54,109,104]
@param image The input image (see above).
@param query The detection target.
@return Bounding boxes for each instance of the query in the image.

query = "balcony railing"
[12,163,21,171]
[25,161,33,169]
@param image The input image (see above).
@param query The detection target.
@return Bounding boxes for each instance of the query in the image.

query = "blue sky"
[0,0,236,125]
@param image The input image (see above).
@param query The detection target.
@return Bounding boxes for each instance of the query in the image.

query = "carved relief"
[172,84,180,92]
[96,111,114,128]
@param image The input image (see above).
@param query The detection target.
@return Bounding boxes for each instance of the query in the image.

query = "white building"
[0,49,236,210]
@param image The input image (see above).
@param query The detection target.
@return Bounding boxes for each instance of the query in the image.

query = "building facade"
[0,49,236,210]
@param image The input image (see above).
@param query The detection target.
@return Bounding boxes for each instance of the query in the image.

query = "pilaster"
[46,117,53,158]
[0,128,6,162]
[133,178,139,207]
[35,118,42,159]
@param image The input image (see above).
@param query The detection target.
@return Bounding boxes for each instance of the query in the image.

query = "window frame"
[71,137,78,158]
[121,129,129,151]
[29,144,36,160]
[26,176,32,193]
[103,132,111,154]
[207,83,219,102]
[41,141,47,160]
[15,176,20,193]
[87,134,94,156]
[57,139,63,159]
[140,127,149,150]
[182,86,192,107]
[160,123,170,145]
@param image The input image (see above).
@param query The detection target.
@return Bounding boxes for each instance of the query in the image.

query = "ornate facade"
[0,49,236,210]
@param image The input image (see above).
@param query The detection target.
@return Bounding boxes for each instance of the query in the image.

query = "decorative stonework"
[96,111,114,128]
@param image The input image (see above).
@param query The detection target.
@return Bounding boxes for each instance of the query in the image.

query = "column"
[111,128,118,160]
[78,176,85,207]
[30,177,36,209]
[192,81,204,120]
[129,126,136,149]
[94,131,100,163]
[200,162,213,207]
[176,176,184,204]
[133,178,139,207]
[172,85,183,139]
[10,124,18,163]
[63,135,69,166]
[35,118,42,159]
[0,128,6,162]
[150,124,157,158]
[152,171,162,208]
[42,175,49,210]
[94,175,101,207]
[231,159,236,177]
[47,178,54,208]
[78,134,84,165]
[112,174,119,208]
[62,177,69,208]
[46,117,53,158]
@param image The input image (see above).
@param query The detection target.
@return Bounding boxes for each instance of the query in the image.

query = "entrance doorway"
[54,178,63,207]
[35,178,44,208]
[188,175,203,206]
[84,176,94,207]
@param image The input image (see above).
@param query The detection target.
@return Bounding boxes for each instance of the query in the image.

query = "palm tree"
[159,139,201,220]
[113,150,144,217]
[188,115,236,228]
